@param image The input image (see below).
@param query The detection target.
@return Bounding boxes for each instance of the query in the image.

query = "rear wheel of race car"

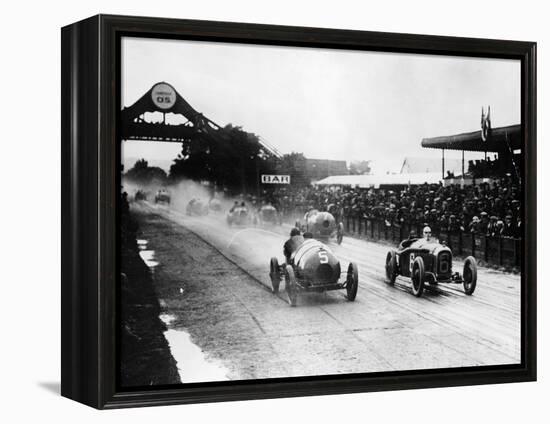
[336,223,344,245]
[411,256,425,297]
[346,263,359,301]
[463,256,478,295]
[269,257,280,294]
[385,250,397,284]
[285,265,298,307]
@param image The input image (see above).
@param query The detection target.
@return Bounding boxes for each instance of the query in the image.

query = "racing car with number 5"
[269,239,358,306]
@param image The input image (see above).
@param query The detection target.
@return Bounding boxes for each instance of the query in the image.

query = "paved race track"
[132,202,521,382]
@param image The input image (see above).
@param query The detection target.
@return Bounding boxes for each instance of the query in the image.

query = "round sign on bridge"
[151,82,176,110]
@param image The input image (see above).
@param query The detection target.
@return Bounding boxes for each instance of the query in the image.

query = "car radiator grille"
[438,251,451,275]
[315,264,334,285]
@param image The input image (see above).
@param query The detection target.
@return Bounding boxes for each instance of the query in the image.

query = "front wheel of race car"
[385,250,397,284]
[411,256,425,297]
[285,265,298,307]
[336,223,344,245]
[346,262,359,301]
[269,257,280,293]
[462,256,478,295]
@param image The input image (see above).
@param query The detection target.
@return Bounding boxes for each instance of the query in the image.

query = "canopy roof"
[421,124,521,152]
[313,172,442,188]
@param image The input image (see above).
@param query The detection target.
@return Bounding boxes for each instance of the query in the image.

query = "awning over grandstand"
[313,172,442,188]
[421,124,521,152]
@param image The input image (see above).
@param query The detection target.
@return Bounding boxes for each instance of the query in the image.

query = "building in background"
[305,159,349,182]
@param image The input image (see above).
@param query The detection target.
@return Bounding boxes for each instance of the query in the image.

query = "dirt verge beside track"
[119,208,181,387]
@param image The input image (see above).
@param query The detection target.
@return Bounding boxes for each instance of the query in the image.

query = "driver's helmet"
[423,226,432,241]
[409,230,417,239]
[290,228,300,237]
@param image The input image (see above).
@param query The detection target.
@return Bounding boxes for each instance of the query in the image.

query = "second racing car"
[385,226,477,297]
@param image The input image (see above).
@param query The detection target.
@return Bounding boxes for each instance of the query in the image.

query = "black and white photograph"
[1,0,546,420]
[119,36,523,387]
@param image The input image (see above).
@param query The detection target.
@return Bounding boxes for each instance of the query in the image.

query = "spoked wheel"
[336,223,344,245]
[385,250,397,284]
[462,256,478,295]
[285,265,298,307]
[411,256,425,297]
[269,257,280,293]
[346,262,359,301]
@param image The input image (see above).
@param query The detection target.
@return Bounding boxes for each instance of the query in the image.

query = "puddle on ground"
[139,250,159,268]
[159,313,175,325]
[159,314,229,383]
[137,239,159,269]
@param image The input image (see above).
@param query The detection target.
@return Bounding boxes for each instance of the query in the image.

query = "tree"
[277,152,310,187]
[125,159,168,184]
[349,160,372,175]
[169,124,277,193]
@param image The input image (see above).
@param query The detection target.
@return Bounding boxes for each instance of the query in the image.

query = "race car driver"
[422,225,432,242]
[284,228,305,264]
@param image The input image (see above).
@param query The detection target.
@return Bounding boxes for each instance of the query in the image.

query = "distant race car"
[186,199,209,216]
[269,239,358,306]
[296,209,344,244]
[226,204,251,226]
[208,198,223,213]
[134,190,147,202]
[154,189,171,204]
[257,204,282,226]
[385,238,477,297]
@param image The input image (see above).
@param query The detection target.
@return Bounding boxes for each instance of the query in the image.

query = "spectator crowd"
[263,177,521,239]
[464,155,522,180]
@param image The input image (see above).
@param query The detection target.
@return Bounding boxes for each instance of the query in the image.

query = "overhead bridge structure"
[120,82,282,159]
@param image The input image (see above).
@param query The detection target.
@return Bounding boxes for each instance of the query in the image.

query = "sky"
[121,36,520,174]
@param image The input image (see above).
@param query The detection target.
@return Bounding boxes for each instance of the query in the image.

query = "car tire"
[269,257,280,294]
[285,265,298,307]
[411,256,425,297]
[385,250,398,284]
[463,256,477,295]
[337,223,344,245]
[346,262,359,301]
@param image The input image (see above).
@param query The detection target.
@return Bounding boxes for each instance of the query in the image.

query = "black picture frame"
[61,14,537,409]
